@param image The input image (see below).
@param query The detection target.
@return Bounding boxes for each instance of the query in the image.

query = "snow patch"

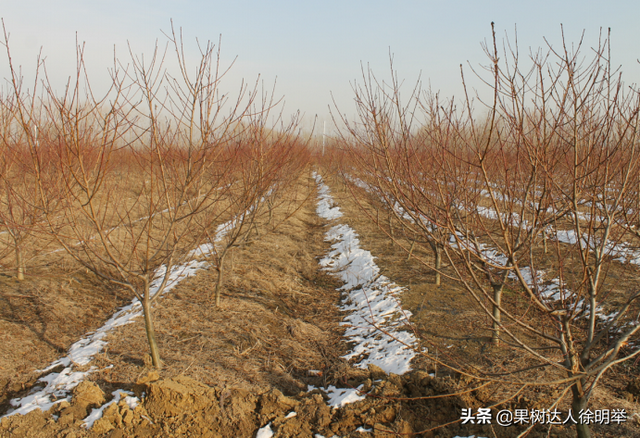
[256,422,274,438]
[83,390,139,429]
[313,172,418,375]
[315,173,343,220]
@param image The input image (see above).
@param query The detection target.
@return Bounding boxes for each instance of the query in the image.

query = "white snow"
[313,171,418,391]
[309,384,366,408]
[453,436,488,438]
[314,173,417,374]
[256,422,274,438]
[316,175,343,221]
[307,383,368,415]
[83,390,139,429]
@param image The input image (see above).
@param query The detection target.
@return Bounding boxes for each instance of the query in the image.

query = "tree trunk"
[142,292,162,369]
[214,254,226,307]
[407,240,415,262]
[434,246,442,287]
[267,200,274,225]
[571,390,592,438]
[16,245,24,281]
[492,283,504,345]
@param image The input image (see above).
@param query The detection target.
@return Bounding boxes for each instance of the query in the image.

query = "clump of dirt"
[56,381,107,426]
[0,370,468,438]
[3,365,601,438]
[144,376,258,436]
[88,398,155,437]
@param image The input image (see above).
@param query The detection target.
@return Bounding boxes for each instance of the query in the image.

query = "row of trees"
[338,25,640,438]
[0,23,310,369]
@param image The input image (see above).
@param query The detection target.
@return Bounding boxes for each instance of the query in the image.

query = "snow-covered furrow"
[349,174,623,331]
[464,178,638,230]
[452,227,623,329]
[362,172,635,230]
[350,174,512,276]
[314,172,418,376]
[555,229,640,266]
[348,174,529,231]
[346,176,435,232]
[349,175,515,268]
[509,266,619,325]
[350,174,640,269]
[471,206,640,268]
[1,214,243,420]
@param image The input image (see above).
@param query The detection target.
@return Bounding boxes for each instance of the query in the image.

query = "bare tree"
[201,100,311,308]
[0,28,59,281]
[335,61,451,286]
[340,25,640,438]
[6,23,266,369]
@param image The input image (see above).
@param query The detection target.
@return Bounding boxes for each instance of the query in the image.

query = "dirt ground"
[1,170,640,437]
[321,172,640,437]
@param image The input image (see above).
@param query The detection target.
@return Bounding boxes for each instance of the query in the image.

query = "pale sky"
[1,1,639,133]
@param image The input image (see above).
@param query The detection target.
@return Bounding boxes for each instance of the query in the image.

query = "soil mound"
[0,371,459,437]
[6,355,639,438]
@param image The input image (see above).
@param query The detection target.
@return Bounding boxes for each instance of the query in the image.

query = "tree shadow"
[0,285,66,354]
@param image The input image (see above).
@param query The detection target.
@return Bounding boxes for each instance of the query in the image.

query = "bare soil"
[1,171,639,437]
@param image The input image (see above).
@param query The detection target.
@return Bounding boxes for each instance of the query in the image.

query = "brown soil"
[1,171,639,437]
[0,369,506,438]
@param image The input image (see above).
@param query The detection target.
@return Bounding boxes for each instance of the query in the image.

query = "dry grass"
[0,254,133,411]
[3,171,640,437]
[323,170,640,438]
[87,175,348,398]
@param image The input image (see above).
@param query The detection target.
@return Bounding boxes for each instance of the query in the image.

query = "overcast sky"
[1,1,639,133]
